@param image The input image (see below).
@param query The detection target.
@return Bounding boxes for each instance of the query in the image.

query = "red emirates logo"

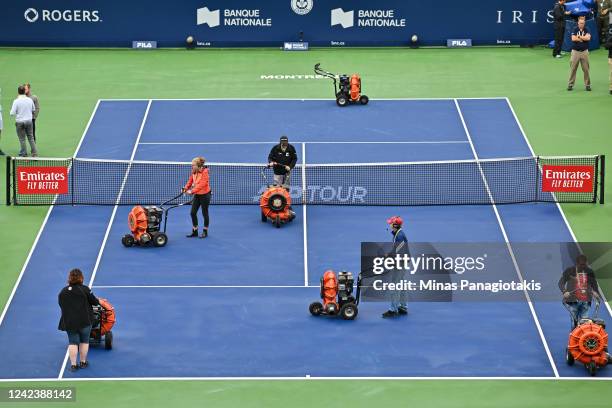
[17,166,69,194]
[541,165,594,193]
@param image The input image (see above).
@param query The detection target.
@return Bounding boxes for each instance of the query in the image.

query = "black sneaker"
[186,230,198,238]
[382,310,399,318]
[567,86,573,91]
[0,150,5,156]
[200,229,208,238]
[79,361,88,369]
[586,85,591,91]
[609,90,612,95]
[398,307,408,315]
[70,365,79,372]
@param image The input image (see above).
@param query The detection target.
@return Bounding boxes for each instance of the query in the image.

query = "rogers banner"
[17,167,69,195]
[541,165,594,193]
[0,0,594,47]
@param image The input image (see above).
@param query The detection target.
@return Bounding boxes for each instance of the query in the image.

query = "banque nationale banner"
[0,0,573,47]
[360,242,612,302]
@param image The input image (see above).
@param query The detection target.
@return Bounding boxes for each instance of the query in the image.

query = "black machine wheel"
[104,331,113,350]
[275,216,281,228]
[121,234,134,247]
[268,193,287,212]
[309,302,324,316]
[587,361,597,376]
[340,303,358,320]
[566,348,575,366]
[261,212,267,222]
[153,232,168,247]
[336,94,348,107]
[359,95,369,105]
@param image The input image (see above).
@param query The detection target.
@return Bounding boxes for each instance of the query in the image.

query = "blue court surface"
[0,98,610,380]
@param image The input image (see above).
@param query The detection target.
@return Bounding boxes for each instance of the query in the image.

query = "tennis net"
[5,155,605,206]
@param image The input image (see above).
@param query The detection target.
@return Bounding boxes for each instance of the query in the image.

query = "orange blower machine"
[89,298,116,350]
[564,300,611,376]
[309,270,360,320]
[314,63,369,107]
[259,167,296,228]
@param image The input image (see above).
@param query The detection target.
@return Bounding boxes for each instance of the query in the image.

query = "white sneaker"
[555,55,562,58]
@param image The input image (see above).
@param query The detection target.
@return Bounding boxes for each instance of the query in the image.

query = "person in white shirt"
[10,85,37,157]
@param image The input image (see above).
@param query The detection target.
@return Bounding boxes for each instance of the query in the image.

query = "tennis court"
[0,97,609,380]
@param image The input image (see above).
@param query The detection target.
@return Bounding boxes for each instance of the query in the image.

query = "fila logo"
[197,7,220,27]
[331,8,354,28]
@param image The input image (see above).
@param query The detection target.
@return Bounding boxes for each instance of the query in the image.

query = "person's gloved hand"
[284,165,290,172]
[563,291,571,300]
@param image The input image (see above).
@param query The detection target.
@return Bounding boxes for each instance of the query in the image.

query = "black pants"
[553,25,565,56]
[32,119,36,142]
[190,192,211,229]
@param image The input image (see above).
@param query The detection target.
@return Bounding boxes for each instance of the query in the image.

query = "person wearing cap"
[267,136,297,186]
[382,216,409,318]
[183,157,212,238]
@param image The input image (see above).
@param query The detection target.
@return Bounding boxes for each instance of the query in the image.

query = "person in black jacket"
[553,0,570,58]
[58,268,99,372]
[267,135,297,186]
[559,254,601,327]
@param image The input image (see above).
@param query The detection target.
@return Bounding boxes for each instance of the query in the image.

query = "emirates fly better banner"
[541,165,594,193]
[17,167,69,195]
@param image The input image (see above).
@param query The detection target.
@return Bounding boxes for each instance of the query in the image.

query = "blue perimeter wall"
[0,1,581,47]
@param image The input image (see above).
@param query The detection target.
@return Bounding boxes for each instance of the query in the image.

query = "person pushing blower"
[268,135,297,186]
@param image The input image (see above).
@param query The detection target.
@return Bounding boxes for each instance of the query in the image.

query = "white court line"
[58,99,153,379]
[97,97,508,102]
[138,141,470,145]
[0,100,102,331]
[454,99,559,378]
[92,285,319,289]
[2,376,611,382]
[302,142,309,287]
[504,97,612,319]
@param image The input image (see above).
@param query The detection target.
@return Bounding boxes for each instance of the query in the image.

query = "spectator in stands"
[58,268,100,372]
[597,0,611,40]
[568,16,592,91]
[553,0,571,58]
[25,84,40,142]
[9,85,37,157]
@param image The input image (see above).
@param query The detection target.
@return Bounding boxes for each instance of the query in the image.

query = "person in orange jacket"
[183,157,211,238]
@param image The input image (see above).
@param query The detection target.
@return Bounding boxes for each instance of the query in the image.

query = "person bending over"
[183,156,212,238]
[559,254,601,327]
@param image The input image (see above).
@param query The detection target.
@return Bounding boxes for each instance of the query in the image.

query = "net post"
[71,158,75,206]
[5,156,11,206]
[11,156,17,205]
[600,155,605,204]
[535,156,540,202]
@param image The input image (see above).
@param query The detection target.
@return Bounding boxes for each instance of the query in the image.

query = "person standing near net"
[268,135,297,186]
[9,85,37,157]
[382,216,409,318]
[559,254,601,327]
[567,16,592,91]
[25,83,40,142]
[0,95,4,156]
[183,157,211,238]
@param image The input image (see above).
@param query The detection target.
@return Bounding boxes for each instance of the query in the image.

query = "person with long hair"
[183,156,212,238]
